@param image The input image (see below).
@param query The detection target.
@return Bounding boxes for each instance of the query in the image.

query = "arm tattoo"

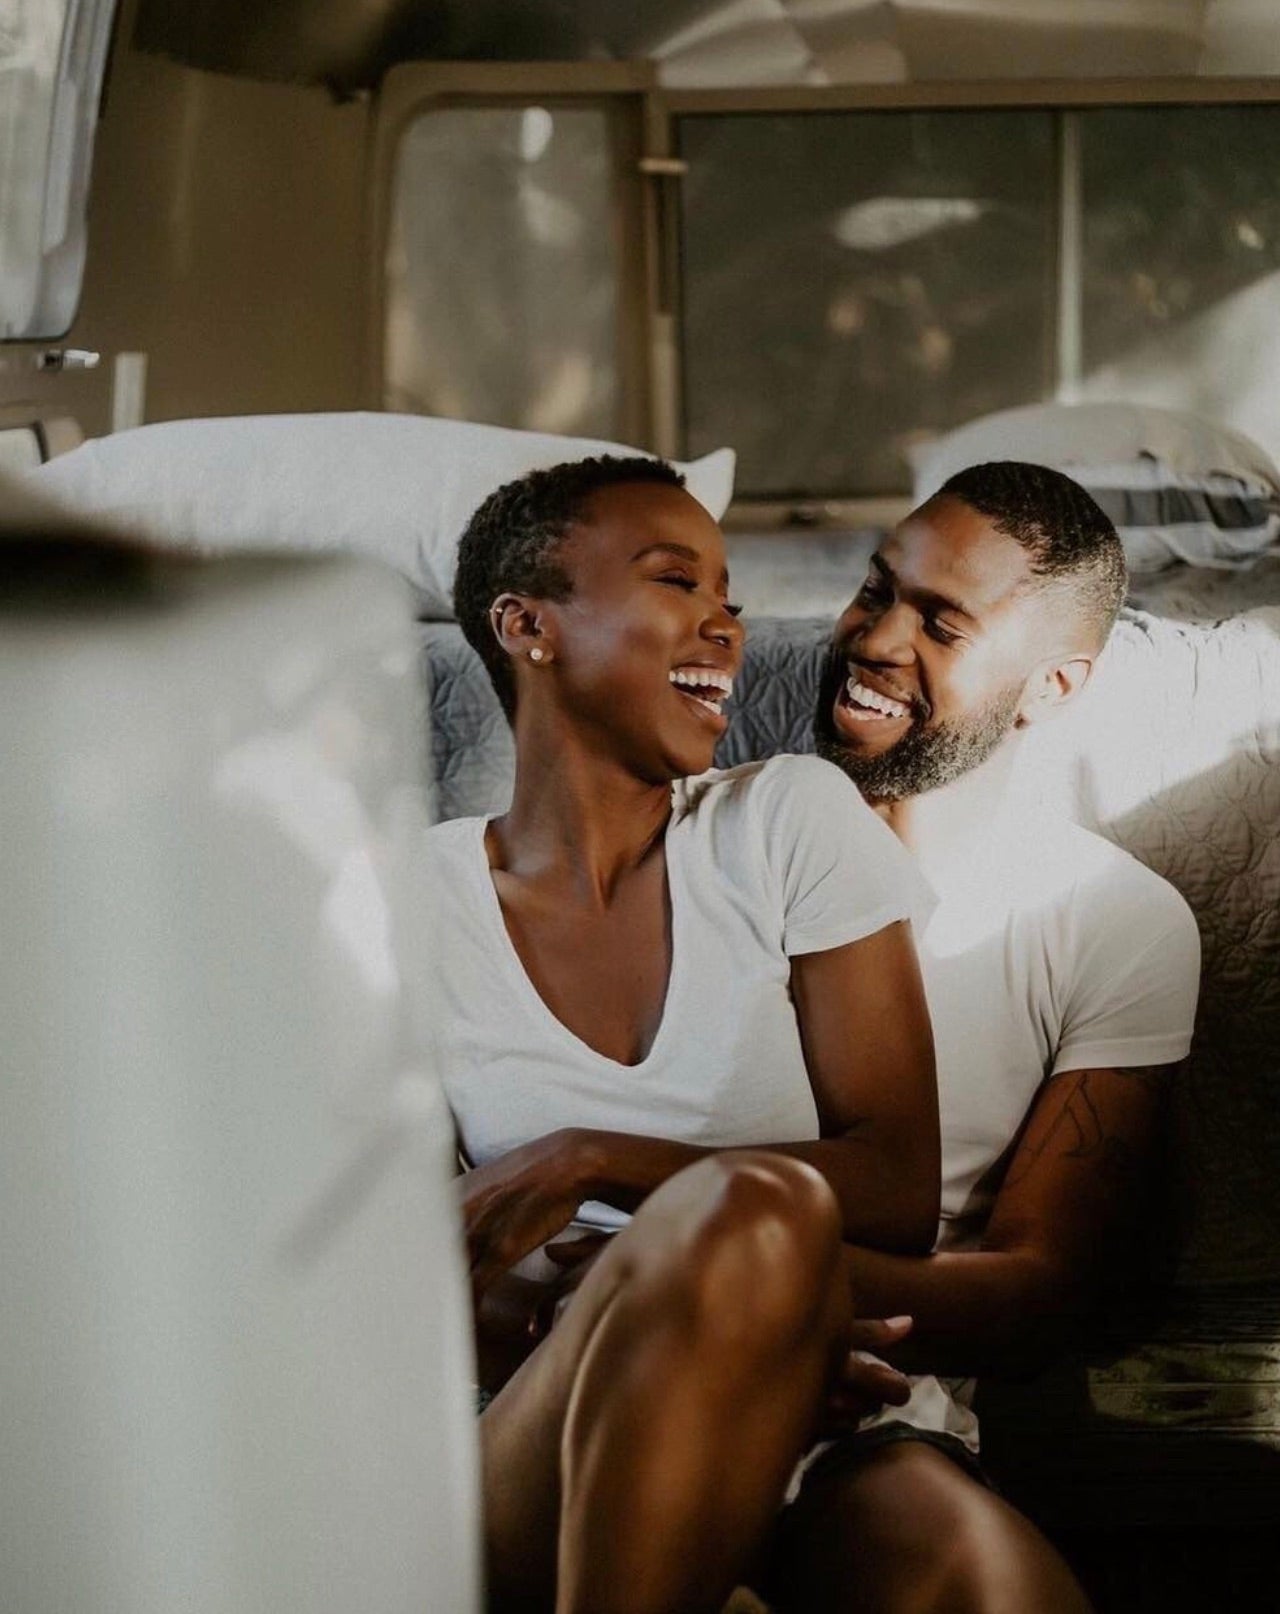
[1005,1074,1101,1188]
[1003,1067,1164,1191]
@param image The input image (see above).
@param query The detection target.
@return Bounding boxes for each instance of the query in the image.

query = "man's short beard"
[814,668,1022,803]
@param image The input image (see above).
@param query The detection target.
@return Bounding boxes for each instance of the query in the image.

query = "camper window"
[1077,103,1280,440]
[677,101,1280,501]
[678,108,1056,499]
[0,0,116,342]
[384,104,621,440]
[371,74,1280,511]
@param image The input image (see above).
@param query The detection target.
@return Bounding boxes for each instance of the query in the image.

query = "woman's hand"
[536,1230,612,1334]
[459,1129,597,1300]
[473,1232,611,1395]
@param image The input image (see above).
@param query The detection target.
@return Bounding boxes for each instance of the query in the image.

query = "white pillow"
[29,413,737,617]
[908,403,1280,573]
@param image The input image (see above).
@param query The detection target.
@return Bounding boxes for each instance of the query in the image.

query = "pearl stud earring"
[530,647,546,663]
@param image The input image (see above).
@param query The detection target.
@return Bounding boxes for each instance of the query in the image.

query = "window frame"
[370,70,1280,527]
[665,74,1280,524]
[368,60,658,449]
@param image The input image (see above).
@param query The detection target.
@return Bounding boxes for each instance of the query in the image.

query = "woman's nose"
[704,603,745,654]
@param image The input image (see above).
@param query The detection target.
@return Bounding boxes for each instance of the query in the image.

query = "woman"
[423,455,940,1614]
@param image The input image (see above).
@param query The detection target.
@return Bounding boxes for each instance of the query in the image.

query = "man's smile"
[831,662,924,743]
[845,677,911,720]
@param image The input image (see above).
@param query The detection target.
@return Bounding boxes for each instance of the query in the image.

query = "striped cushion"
[909,402,1280,574]
[1075,457,1280,572]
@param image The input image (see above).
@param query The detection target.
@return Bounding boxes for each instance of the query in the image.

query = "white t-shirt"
[419,754,928,1231]
[421,756,1199,1451]
[861,807,1201,1449]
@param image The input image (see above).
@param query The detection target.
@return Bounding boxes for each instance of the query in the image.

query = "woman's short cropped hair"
[455,454,685,719]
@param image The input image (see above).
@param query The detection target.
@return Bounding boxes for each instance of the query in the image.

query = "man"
[767,461,1201,1612]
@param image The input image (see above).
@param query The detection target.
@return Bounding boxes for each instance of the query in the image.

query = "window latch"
[36,348,101,372]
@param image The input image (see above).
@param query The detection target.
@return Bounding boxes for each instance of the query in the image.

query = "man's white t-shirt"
[421,755,929,1232]
[861,805,1201,1449]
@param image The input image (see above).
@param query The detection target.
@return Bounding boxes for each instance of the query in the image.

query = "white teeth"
[669,666,734,699]
[845,678,910,719]
[669,666,732,720]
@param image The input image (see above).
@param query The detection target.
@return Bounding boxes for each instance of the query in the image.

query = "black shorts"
[790,1419,996,1498]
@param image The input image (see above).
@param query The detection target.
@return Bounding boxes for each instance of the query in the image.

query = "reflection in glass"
[678,110,1055,496]
[385,105,619,438]
[1079,106,1280,457]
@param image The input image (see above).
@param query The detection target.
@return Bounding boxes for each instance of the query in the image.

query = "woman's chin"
[623,710,726,783]
[671,735,721,779]
[635,733,717,784]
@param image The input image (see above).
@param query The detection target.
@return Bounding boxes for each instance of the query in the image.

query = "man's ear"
[489,593,555,663]
[1016,652,1094,727]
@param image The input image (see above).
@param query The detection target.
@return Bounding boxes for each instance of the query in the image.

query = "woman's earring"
[529,647,546,663]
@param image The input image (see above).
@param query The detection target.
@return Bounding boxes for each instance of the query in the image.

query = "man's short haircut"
[937,461,1127,645]
[454,454,685,719]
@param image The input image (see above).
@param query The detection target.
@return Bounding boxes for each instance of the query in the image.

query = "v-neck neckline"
[469,812,683,1072]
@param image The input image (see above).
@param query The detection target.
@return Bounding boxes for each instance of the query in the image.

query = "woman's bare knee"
[553,1160,846,1614]
[482,1158,844,1614]
[635,1154,844,1357]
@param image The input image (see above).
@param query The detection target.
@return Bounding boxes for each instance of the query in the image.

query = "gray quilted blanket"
[419,609,1280,1288]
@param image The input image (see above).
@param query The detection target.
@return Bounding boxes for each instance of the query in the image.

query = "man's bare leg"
[480,1153,849,1614]
[767,1439,1094,1614]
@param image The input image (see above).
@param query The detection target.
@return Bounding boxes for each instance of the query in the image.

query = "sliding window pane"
[1079,106,1280,456]
[678,110,1056,497]
[386,106,619,438]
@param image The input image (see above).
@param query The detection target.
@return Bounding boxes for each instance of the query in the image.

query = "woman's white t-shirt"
[419,754,928,1223]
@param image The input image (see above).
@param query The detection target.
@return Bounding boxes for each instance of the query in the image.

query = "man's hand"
[459,1130,594,1300]
[819,1314,914,1436]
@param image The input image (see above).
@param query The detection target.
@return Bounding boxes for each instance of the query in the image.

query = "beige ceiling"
[653,0,1280,87]
[134,0,1280,88]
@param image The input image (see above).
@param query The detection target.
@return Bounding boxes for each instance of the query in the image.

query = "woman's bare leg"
[768,1439,1094,1614]
[480,1153,849,1614]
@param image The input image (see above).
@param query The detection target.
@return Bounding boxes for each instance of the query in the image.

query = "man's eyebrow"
[633,542,730,591]
[873,552,978,624]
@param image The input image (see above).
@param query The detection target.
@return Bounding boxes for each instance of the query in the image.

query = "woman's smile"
[669,664,734,729]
